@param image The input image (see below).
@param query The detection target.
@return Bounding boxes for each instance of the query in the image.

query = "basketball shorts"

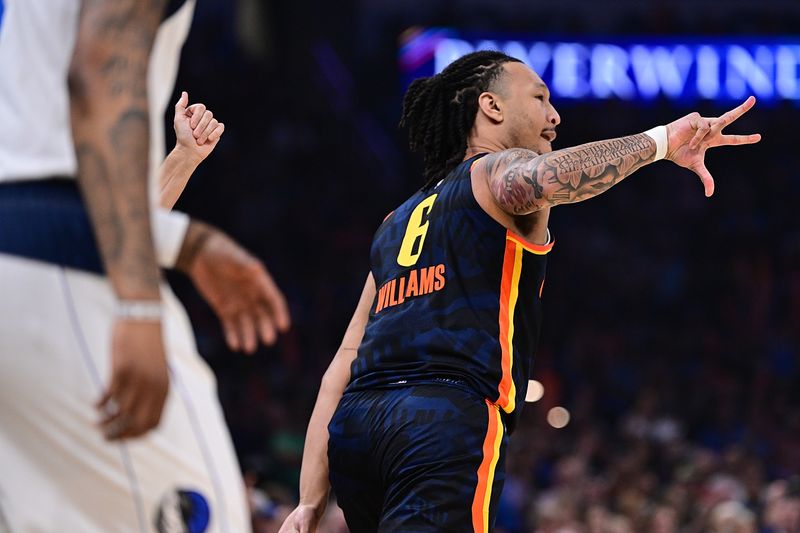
[328,383,508,533]
[0,180,250,532]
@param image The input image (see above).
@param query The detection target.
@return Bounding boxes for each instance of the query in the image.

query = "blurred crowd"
[167,1,800,531]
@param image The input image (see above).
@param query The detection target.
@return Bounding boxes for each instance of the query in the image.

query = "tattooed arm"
[482,134,656,215]
[70,0,165,299]
[69,0,169,440]
[481,98,762,215]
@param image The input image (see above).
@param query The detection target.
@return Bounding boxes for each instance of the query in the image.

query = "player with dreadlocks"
[279,51,760,533]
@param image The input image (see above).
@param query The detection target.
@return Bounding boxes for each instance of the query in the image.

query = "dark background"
[168,1,800,531]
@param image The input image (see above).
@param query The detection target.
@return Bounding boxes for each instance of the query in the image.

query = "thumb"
[175,91,188,113]
[691,162,715,197]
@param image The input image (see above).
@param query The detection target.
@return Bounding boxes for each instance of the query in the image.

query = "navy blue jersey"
[348,154,554,431]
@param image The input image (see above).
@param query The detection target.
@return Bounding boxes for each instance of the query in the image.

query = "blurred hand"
[278,504,323,533]
[665,95,761,197]
[178,221,291,353]
[97,320,169,440]
[173,91,225,163]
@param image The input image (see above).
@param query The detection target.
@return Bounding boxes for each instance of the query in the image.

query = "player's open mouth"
[541,130,557,143]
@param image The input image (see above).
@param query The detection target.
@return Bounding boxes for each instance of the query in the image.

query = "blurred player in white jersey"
[0,1,288,531]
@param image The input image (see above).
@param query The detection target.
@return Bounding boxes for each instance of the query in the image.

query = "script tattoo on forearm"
[486,134,656,215]
[70,0,166,298]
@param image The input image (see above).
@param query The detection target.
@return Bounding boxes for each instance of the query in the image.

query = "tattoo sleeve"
[69,0,166,299]
[484,134,657,215]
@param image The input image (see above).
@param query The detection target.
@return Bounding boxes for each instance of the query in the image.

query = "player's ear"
[477,92,504,124]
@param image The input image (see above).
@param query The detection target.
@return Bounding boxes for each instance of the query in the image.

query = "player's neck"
[464,137,507,160]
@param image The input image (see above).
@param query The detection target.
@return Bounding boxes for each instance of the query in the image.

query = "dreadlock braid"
[400,50,522,188]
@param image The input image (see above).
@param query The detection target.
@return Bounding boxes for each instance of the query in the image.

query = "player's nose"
[548,104,561,127]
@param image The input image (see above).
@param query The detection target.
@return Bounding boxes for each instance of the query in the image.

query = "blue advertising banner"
[399,28,800,105]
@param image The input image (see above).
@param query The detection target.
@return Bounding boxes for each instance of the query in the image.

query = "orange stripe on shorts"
[471,401,503,533]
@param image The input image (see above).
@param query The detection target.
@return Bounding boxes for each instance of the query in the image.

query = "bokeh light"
[547,407,570,429]
[525,380,544,402]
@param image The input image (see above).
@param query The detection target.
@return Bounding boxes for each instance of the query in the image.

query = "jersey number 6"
[397,194,438,267]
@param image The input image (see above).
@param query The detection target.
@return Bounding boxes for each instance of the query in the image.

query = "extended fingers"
[718,95,756,128]
[695,98,760,150]
[255,305,277,347]
[256,266,291,332]
[237,313,258,355]
[244,265,289,349]
[718,132,762,146]
[222,316,241,352]
[222,313,255,354]
[691,162,715,197]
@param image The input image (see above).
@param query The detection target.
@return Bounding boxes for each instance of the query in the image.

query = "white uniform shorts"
[0,253,251,533]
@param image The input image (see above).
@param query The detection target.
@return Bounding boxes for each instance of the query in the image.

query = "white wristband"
[153,208,190,269]
[643,125,668,161]
[116,300,163,322]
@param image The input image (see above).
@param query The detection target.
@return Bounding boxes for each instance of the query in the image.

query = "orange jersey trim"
[470,155,486,173]
[471,401,504,533]
[506,229,554,255]
[496,239,522,413]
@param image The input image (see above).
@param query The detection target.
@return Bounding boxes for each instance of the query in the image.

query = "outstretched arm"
[279,274,377,533]
[480,97,761,216]
[482,135,656,215]
[159,91,225,209]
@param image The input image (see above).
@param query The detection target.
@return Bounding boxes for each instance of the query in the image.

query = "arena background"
[166,1,800,531]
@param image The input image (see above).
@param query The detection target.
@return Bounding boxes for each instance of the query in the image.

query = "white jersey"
[0,0,198,266]
[0,0,81,181]
[0,0,196,198]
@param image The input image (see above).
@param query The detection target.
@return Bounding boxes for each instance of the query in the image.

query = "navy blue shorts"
[328,384,508,533]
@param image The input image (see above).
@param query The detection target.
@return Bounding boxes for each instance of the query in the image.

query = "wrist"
[153,209,190,269]
[175,220,214,273]
[297,498,327,516]
[110,273,163,303]
[643,125,668,161]
[116,299,163,322]
[299,484,330,514]
[170,144,204,166]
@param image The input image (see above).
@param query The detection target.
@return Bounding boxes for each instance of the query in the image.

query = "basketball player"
[0,1,286,531]
[279,51,761,532]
